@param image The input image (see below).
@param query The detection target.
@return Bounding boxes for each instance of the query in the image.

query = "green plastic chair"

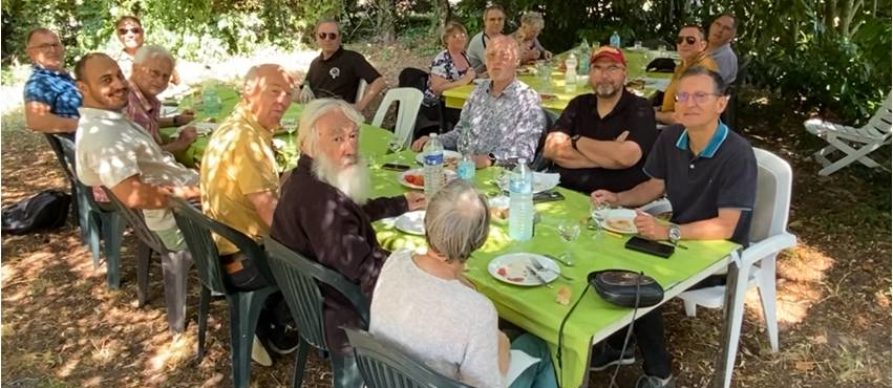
[343,328,472,388]
[43,134,81,234]
[263,235,370,388]
[168,197,277,388]
[101,187,192,333]
[55,135,126,287]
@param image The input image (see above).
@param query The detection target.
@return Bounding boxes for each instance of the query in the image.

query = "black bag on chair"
[2,190,71,235]
[646,58,677,73]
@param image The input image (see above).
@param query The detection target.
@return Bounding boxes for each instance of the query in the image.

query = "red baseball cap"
[590,46,626,66]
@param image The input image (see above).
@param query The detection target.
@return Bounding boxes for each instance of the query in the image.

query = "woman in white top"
[370,180,557,388]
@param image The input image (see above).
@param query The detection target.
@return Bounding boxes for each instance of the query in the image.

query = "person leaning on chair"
[370,179,558,388]
[655,24,718,125]
[270,98,425,388]
[589,66,757,388]
[22,27,81,137]
[297,18,387,113]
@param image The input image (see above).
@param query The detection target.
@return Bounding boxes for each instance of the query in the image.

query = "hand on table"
[177,110,195,125]
[472,154,492,169]
[404,192,426,211]
[634,210,669,240]
[411,136,430,152]
[590,190,619,207]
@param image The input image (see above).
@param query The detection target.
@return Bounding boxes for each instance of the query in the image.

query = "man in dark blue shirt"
[23,28,82,136]
[590,66,757,388]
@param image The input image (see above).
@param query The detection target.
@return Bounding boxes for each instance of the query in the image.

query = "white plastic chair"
[355,79,368,104]
[371,88,424,149]
[805,92,892,175]
[678,148,796,371]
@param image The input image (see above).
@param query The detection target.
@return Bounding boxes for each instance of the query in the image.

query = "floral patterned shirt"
[423,50,470,107]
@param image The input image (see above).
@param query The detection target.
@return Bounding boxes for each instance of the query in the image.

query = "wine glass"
[388,133,405,164]
[590,200,609,239]
[556,221,580,266]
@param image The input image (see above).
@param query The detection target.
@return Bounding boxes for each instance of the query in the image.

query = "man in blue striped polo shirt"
[23,28,82,137]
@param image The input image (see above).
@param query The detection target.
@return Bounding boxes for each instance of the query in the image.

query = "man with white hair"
[125,45,196,152]
[201,63,298,360]
[270,98,425,387]
[23,27,81,136]
[412,35,545,168]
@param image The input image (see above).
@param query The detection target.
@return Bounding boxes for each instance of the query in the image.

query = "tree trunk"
[375,0,396,43]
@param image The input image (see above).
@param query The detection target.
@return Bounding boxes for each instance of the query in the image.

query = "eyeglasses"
[28,43,62,51]
[318,32,339,40]
[676,36,697,45]
[675,91,722,104]
[118,27,142,35]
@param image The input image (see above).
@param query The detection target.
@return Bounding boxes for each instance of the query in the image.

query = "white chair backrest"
[865,92,892,136]
[371,88,424,148]
[749,148,793,243]
[356,79,369,104]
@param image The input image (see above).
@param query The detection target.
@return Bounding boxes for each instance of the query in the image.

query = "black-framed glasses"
[118,27,142,35]
[675,91,722,104]
[318,32,338,40]
[676,36,697,45]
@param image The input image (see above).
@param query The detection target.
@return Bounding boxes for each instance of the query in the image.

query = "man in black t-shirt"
[544,46,657,194]
[589,66,756,388]
[300,19,386,112]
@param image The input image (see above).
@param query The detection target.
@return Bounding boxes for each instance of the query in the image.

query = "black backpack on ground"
[2,190,71,235]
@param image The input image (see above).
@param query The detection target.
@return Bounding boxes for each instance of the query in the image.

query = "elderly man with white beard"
[270,98,425,388]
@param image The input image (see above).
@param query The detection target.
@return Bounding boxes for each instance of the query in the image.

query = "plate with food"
[488,253,559,286]
[600,208,638,234]
[414,150,462,168]
[395,210,426,235]
[496,172,560,194]
[539,92,558,101]
[399,168,458,190]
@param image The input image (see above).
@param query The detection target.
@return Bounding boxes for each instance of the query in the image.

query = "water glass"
[557,221,580,266]
[590,201,609,239]
[634,41,643,50]
[657,44,667,57]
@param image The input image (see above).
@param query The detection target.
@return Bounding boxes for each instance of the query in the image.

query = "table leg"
[711,250,745,388]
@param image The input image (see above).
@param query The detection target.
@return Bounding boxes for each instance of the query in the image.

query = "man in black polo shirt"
[543,46,657,194]
[300,19,386,112]
[590,66,756,388]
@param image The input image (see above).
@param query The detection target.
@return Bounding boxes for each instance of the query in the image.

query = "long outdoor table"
[366,158,738,387]
[442,49,673,112]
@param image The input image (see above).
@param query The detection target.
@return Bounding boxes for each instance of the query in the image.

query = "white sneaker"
[251,335,273,366]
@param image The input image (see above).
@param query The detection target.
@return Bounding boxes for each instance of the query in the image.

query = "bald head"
[485,35,520,82]
[242,64,294,130]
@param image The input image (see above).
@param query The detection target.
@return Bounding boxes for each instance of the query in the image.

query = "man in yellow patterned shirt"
[656,25,718,125]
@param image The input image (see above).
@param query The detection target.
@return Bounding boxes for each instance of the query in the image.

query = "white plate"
[497,172,560,194]
[395,211,426,235]
[414,150,463,166]
[176,122,217,136]
[599,208,638,234]
[488,253,559,286]
[399,168,458,190]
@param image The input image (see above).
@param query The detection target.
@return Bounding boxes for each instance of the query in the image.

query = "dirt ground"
[1,41,890,388]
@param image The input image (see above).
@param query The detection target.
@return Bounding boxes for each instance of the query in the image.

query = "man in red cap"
[543,46,658,195]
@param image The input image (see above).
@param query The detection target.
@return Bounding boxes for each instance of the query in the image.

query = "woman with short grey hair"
[370,180,558,388]
[513,11,552,63]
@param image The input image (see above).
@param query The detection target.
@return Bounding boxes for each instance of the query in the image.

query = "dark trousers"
[605,274,728,378]
[222,253,292,328]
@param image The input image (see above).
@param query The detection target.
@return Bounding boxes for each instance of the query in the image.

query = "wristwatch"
[667,224,682,244]
[487,152,497,166]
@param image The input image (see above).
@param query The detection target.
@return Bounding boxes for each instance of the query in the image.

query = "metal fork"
[525,264,553,288]
[530,259,575,281]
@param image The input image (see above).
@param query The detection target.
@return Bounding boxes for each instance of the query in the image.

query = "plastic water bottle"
[423,133,445,198]
[610,31,621,48]
[564,53,578,93]
[578,40,590,74]
[458,154,475,181]
[202,83,221,117]
[508,158,534,241]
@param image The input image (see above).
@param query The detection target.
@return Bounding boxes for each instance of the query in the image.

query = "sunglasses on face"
[675,91,721,104]
[118,27,142,35]
[318,32,339,40]
[676,36,697,45]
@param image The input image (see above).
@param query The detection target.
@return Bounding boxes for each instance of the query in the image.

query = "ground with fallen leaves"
[2,37,890,388]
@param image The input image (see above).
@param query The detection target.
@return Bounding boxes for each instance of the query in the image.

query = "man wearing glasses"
[707,13,740,86]
[300,19,386,113]
[543,46,657,195]
[23,28,81,136]
[655,25,717,125]
[590,67,756,388]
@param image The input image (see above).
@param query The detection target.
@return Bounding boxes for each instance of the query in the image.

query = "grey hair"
[316,17,340,32]
[133,45,174,66]
[520,12,544,28]
[298,98,364,156]
[424,180,491,262]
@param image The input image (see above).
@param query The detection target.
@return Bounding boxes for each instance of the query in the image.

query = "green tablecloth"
[442,49,672,112]
[367,158,737,387]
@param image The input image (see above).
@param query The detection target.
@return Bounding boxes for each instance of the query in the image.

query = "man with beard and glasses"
[23,27,82,137]
[270,98,426,387]
[200,64,299,363]
[543,46,657,194]
[74,53,199,251]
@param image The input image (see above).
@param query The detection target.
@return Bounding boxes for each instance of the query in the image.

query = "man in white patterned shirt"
[412,35,545,168]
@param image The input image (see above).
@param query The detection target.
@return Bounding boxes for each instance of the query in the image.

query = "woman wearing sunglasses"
[655,25,718,125]
[111,16,181,85]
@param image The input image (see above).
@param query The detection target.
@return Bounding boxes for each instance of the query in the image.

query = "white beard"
[312,154,371,205]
